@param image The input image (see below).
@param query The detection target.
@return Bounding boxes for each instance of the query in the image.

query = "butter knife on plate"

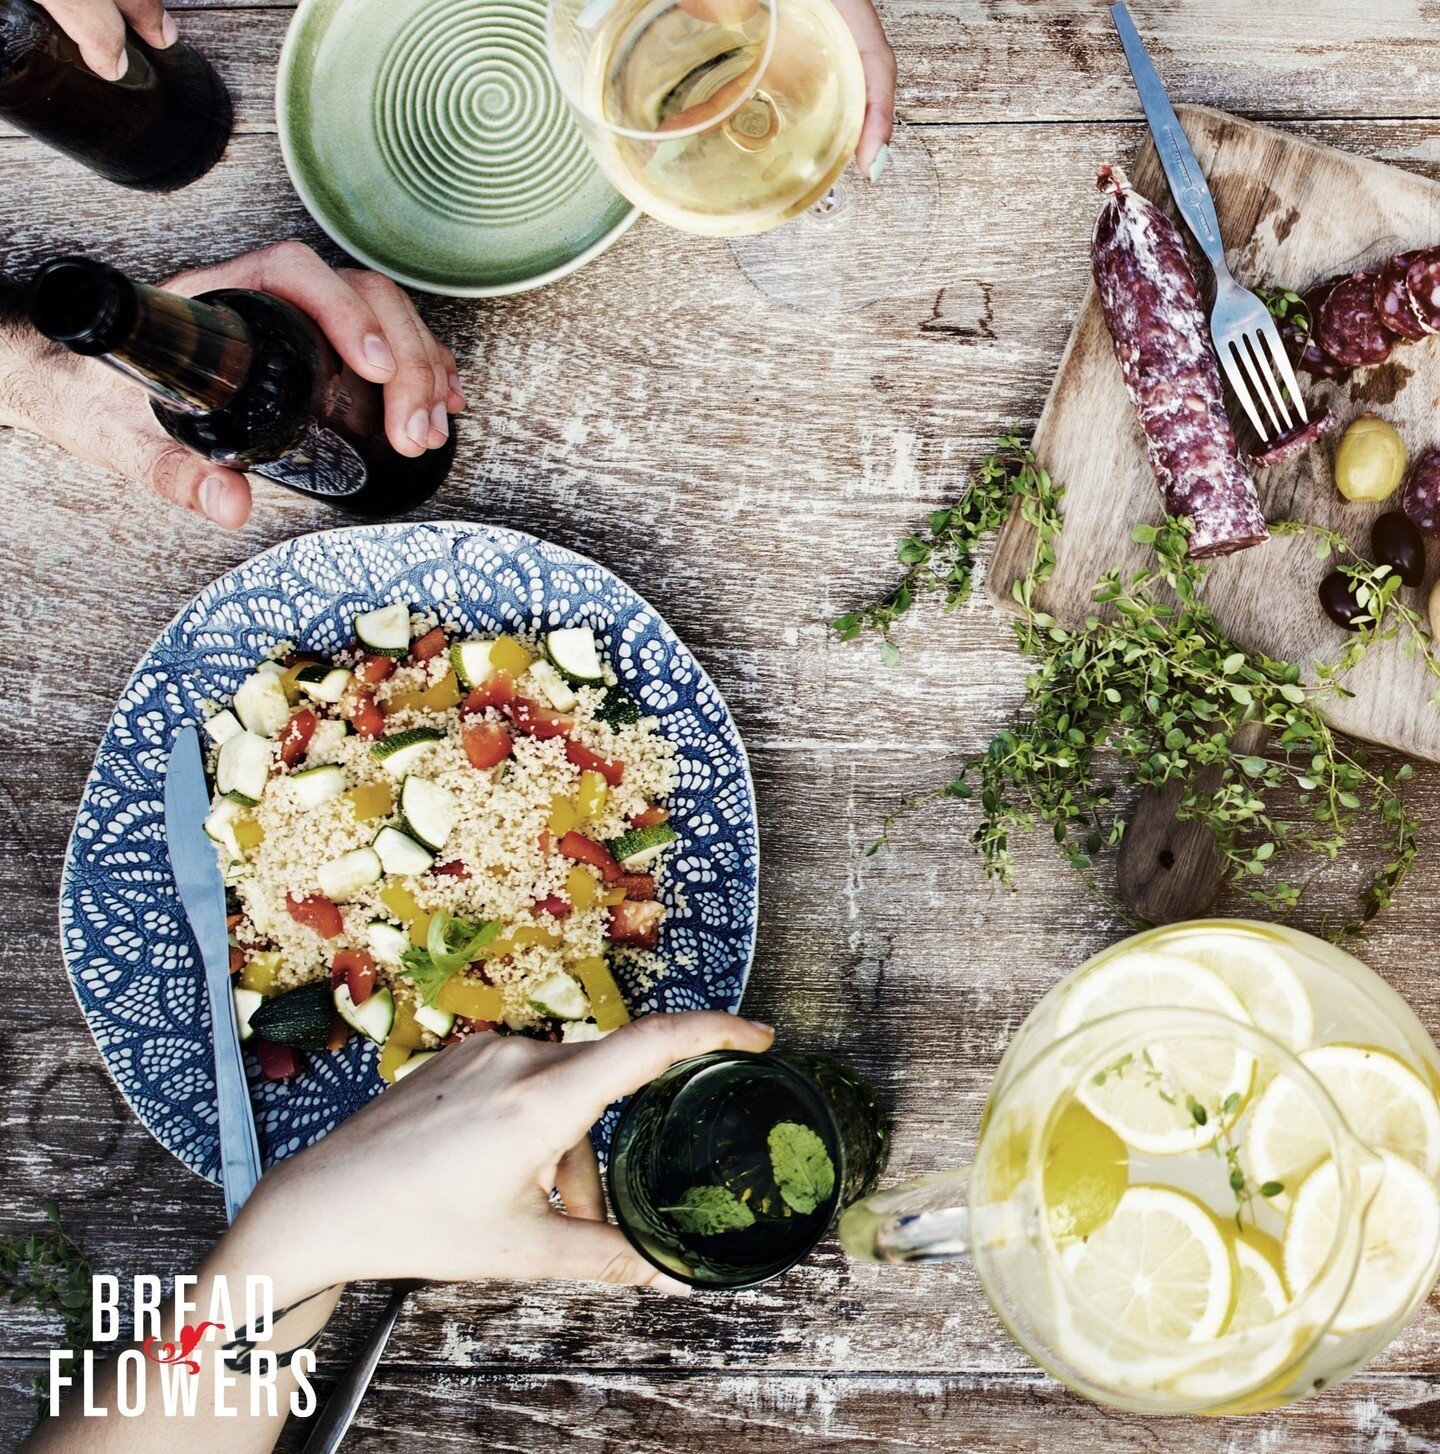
[165,723,263,1221]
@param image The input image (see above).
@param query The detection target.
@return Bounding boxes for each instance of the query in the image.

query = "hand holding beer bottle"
[0,241,464,528]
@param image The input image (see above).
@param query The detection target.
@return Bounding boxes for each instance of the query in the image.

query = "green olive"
[1334,415,1406,503]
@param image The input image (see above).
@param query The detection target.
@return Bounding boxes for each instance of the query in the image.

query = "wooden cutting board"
[989,104,1440,763]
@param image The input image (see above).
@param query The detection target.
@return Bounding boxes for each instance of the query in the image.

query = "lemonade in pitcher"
[842,921,1440,1414]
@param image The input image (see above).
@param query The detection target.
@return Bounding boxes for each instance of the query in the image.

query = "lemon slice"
[1247,1044,1440,1208]
[1061,1185,1235,1341]
[1283,1151,1440,1334]
[1056,952,1255,1155]
[1043,1100,1128,1241]
[1225,1229,1289,1334]
[1162,931,1314,1053]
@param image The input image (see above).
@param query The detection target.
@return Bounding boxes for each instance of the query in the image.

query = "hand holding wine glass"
[0,241,463,528]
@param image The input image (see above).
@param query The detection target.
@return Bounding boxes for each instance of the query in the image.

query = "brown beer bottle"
[0,0,231,191]
[28,257,452,516]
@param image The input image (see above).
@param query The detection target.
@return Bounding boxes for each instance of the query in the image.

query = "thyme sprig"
[1,1203,94,1408]
[837,433,1421,933]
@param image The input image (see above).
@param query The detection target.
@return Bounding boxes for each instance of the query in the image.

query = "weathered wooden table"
[8,1,1440,1448]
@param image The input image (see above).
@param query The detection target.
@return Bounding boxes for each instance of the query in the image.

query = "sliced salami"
[1375,251,1430,342]
[1295,277,1349,380]
[1404,248,1440,334]
[1249,408,1338,470]
[1091,166,1266,559]
[1316,271,1392,370]
[1402,448,1440,535]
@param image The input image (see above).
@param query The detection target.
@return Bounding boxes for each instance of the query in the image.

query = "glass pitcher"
[841,921,1440,1415]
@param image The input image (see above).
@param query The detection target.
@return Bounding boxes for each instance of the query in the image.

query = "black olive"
[1318,569,1366,631]
[1371,510,1426,588]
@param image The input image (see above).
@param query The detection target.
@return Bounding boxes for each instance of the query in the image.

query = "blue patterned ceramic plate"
[60,522,759,1182]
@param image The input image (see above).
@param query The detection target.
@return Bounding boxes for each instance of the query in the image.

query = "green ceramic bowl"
[276,0,638,297]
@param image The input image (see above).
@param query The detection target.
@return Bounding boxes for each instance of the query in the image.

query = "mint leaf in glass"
[661,1186,755,1237]
[768,1121,836,1215]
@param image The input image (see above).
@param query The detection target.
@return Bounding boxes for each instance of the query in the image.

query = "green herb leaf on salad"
[768,1121,836,1215]
[399,911,501,1004]
[661,1185,756,1236]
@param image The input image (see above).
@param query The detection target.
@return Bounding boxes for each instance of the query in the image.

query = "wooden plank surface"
[988,105,1440,761]
[8,4,1440,1452]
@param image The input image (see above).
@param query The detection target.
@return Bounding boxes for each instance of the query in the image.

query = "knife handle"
[1109,3,1229,277]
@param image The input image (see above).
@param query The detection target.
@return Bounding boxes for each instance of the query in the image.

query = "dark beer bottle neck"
[28,256,253,414]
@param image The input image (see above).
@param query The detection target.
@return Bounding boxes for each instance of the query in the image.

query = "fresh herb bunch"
[2,1203,93,1407]
[1259,286,1312,339]
[837,434,1421,932]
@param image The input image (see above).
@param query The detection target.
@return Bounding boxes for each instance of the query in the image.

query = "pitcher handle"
[839,1167,989,1264]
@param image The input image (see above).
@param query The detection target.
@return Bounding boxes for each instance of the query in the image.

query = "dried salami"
[1402,448,1440,535]
[1404,249,1440,334]
[1249,408,1338,469]
[1375,251,1430,342]
[1091,166,1267,559]
[1316,271,1392,369]
[1295,277,1349,380]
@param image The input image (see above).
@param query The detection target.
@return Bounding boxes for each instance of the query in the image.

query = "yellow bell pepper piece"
[238,951,283,996]
[490,636,536,676]
[378,1038,412,1084]
[387,670,463,715]
[378,882,433,947]
[488,924,562,959]
[576,770,607,820]
[574,957,631,1031]
[389,998,429,1051]
[548,795,581,836]
[566,866,598,911]
[600,886,626,907]
[347,782,395,822]
[232,815,264,853]
[279,660,313,704]
[436,976,505,1021]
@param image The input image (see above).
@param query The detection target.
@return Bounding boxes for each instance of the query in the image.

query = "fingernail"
[448,372,467,407]
[430,403,449,441]
[199,475,247,529]
[365,335,397,373]
[867,143,890,184]
[744,1018,773,1033]
[160,11,180,44]
[407,409,431,447]
[112,48,129,81]
[651,1274,692,1298]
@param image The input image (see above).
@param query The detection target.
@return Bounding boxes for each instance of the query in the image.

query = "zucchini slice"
[232,670,291,738]
[289,763,346,808]
[371,727,445,777]
[414,1003,456,1038]
[203,708,243,745]
[400,776,458,852]
[528,661,578,713]
[450,640,494,691]
[596,686,640,728]
[366,920,410,966]
[393,1049,439,1081]
[545,627,604,684]
[354,603,411,656]
[372,826,436,875]
[248,982,332,1049]
[233,987,265,1044]
[296,664,353,704]
[334,983,395,1044]
[608,822,678,868]
[216,730,272,806]
[528,971,590,1021]
[561,1021,610,1043]
[316,846,382,900]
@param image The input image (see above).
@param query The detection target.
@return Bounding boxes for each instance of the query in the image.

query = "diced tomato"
[508,696,573,740]
[411,626,448,662]
[608,898,665,948]
[565,739,625,786]
[327,1012,350,1053]
[333,948,377,1004]
[433,859,470,878]
[461,719,514,771]
[354,652,397,686]
[340,684,385,738]
[618,872,656,901]
[286,892,344,939]
[255,1039,301,1080]
[443,1017,498,1045]
[461,670,515,715]
[558,831,621,882]
[631,805,670,829]
[278,708,318,766]
[534,894,572,919]
[229,944,245,976]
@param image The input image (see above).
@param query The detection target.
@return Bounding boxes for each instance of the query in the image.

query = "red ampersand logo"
[142,1322,225,1375]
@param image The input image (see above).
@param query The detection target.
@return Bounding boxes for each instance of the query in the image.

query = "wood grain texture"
[990,105,1440,761]
[8,6,1440,1451]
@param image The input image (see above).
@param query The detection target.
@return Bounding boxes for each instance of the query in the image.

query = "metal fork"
[1110,3,1307,442]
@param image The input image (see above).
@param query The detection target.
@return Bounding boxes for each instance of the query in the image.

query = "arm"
[25,1011,773,1454]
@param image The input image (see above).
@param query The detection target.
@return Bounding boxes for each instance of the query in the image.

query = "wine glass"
[545,0,936,311]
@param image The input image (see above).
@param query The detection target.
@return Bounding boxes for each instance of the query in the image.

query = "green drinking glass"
[608,1049,887,1288]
